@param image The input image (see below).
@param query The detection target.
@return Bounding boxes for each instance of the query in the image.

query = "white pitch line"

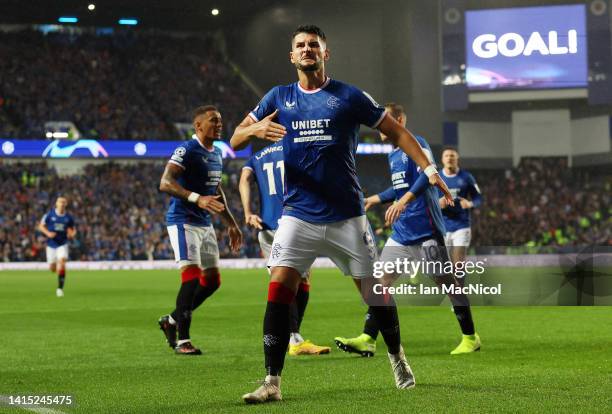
[0,396,68,414]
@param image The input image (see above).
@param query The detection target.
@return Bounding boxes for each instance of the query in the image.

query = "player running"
[38,196,76,297]
[157,105,242,355]
[230,25,453,403]
[334,103,481,357]
[240,143,330,356]
[439,147,482,273]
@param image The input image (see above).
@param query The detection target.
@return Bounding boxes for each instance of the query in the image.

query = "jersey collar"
[192,135,216,152]
[443,168,460,178]
[297,77,331,94]
[54,209,66,217]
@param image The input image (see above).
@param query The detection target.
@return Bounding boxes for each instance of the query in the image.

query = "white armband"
[423,165,438,178]
[187,192,200,203]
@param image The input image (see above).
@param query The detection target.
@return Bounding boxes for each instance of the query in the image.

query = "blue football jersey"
[386,136,446,245]
[243,143,284,231]
[440,169,482,232]
[165,137,223,226]
[41,209,75,248]
[250,78,385,223]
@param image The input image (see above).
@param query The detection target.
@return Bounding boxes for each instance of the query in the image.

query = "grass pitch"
[1,269,611,413]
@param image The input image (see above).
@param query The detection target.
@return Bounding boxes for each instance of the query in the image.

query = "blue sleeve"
[41,213,49,226]
[349,87,386,128]
[68,215,75,228]
[377,186,396,203]
[407,173,429,197]
[249,87,278,122]
[467,173,482,208]
[243,157,254,171]
[168,145,191,170]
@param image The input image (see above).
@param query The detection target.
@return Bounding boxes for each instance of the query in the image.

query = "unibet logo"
[472,30,578,58]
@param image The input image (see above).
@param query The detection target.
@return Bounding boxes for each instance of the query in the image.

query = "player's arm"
[377,114,453,205]
[385,173,429,225]
[37,217,56,238]
[217,184,243,253]
[239,167,263,230]
[159,163,225,214]
[459,175,482,209]
[38,222,56,238]
[365,186,395,211]
[67,225,77,239]
[230,110,286,151]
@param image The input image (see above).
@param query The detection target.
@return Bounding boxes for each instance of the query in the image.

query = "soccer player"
[240,143,330,356]
[230,25,453,403]
[439,147,482,271]
[335,103,481,357]
[157,105,243,355]
[38,196,76,297]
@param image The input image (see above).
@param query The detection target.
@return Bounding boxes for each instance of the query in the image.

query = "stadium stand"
[0,29,257,140]
[0,157,609,262]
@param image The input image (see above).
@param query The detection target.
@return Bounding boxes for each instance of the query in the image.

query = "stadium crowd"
[0,29,257,140]
[0,161,259,262]
[0,157,609,262]
[471,157,611,248]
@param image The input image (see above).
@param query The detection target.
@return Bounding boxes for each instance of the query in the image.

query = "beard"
[294,59,322,72]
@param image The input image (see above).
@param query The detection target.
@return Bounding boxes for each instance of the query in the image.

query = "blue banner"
[0,139,252,159]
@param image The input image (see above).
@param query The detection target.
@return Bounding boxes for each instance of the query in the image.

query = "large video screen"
[465,4,587,91]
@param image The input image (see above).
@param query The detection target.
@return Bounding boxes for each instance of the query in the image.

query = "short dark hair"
[384,102,405,119]
[292,25,326,42]
[192,105,218,122]
[441,146,459,155]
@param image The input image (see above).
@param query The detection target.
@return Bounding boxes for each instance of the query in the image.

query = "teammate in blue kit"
[230,26,453,403]
[38,196,76,297]
[335,103,481,357]
[157,105,242,356]
[439,147,482,270]
[239,143,331,356]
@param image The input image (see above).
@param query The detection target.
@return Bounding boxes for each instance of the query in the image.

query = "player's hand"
[439,196,448,209]
[245,214,263,230]
[252,109,286,142]
[364,196,377,211]
[459,197,473,209]
[197,195,225,213]
[385,201,407,226]
[430,174,454,206]
[228,225,243,253]
[47,231,57,238]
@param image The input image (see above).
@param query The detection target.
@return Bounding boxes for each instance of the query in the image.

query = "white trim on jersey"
[371,110,387,129]
[248,112,259,122]
[168,160,185,169]
[297,77,331,94]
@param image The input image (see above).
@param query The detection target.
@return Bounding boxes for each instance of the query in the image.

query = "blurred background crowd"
[1,157,610,262]
[0,30,257,140]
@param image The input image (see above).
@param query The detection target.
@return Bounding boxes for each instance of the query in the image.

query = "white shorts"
[258,229,276,259]
[46,245,68,264]
[379,237,450,277]
[167,224,219,269]
[267,215,377,278]
[444,228,472,247]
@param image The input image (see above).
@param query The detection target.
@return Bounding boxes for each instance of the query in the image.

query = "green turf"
[0,269,611,413]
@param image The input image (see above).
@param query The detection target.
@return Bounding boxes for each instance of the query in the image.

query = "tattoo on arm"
[159,163,191,201]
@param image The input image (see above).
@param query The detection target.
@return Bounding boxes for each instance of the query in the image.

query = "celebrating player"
[230,25,453,403]
[335,103,481,357]
[38,196,76,297]
[240,143,330,356]
[439,147,482,274]
[157,105,242,356]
